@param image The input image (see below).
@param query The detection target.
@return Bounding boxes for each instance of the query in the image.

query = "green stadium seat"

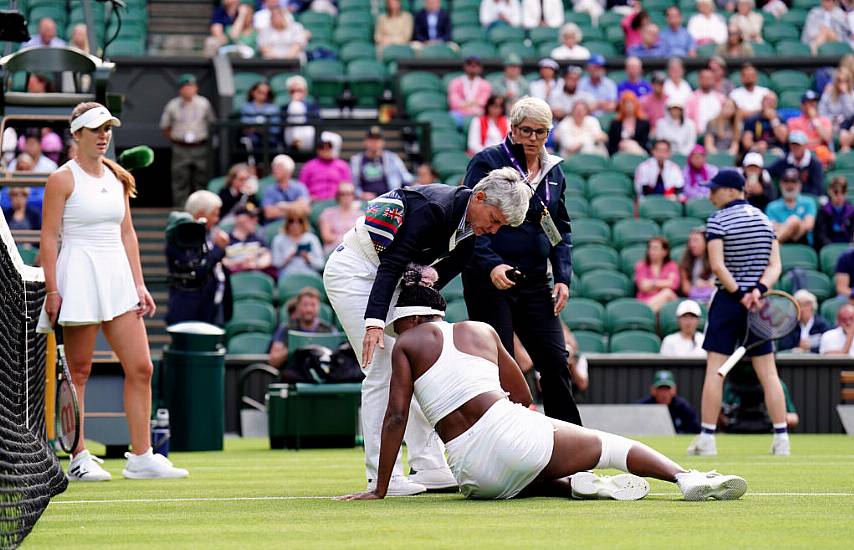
[598,11,624,28]
[107,38,146,56]
[585,41,618,57]
[400,71,443,95]
[430,129,467,153]
[279,272,326,303]
[444,172,466,186]
[498,43,538,59]
[662,217,704,247]
[836,151,854,171]
[460,41,498,59]
[451,10,480,27]
[226,301,277,339]
[334,25,372,44]
[642,0,677,11]
[416,110,457,131]
[268,71,298,94]
[406,91,448,116]
[573,245,620,274]
[606,298,657,334]
[561,298,606,333]
[707,152,736,168]
[564,196,590,219]
[572,218,611,246]
[443,71,464,88]
[612,219,661,249]
[774,41,811,56]
[452,25,488,44]
[563,11,592,26]
[309,200,336,229]
[339,0,373,10]
[303,60,345,107]
[207,176,227,194]
[638,196,683,223]
[770,70,812,94]
[696,43,717,57]
[580,25,606,42]
[440,275,464,302]
[818,42,854,56]
[420,43,459,59]
[382,44,415,63]
[779,9,808,28]
[564,153,609,178]
[348,60,388,106]
[590,196,634,224]
[231,272,275,303]
[780,244,818,271]
[586,172,634,198]
[820,295,846,323]
[609,152,648,177]
[563,173,586,197]
[287,331,346,354]
[227,332,272,354]
[339,41,376,62]
[573,330,608,353]
[820,243,850,276]
[685,198,716,220]
[264,220,285,244]
[445,300,469,323]
[751,42,775,56]
[779,89,806,109]
[596,112,617,133]
[298,11,335,30]
[609,330,661,353]
[529,27,559,45]
[337,10,375,28]
[538,43,557,57]
[433,151,472,181]
[658,299,707,336]
[580,269,633,302]
[488,25,526,45]
[604,26,625,48]
[763,23,799,43]
[620,244,647,277]
[778,269,833,302]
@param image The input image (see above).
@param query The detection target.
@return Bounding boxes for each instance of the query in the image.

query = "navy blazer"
[777,315,832,354]
[413,9,452,42]
[365,184,474,322]
[462,137,573,286]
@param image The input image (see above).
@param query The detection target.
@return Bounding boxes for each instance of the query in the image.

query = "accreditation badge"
[541,209,561,246]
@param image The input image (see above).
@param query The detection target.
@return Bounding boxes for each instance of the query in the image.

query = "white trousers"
[323,245,449,481]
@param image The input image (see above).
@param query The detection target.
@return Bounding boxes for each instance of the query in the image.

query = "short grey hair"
[185,190,222,217]
[471,167,533,227]
[272,154,295,174]
[560,22,582,42]
[793,289,817,309]
[285,75,308,91]
[510,97,552,129]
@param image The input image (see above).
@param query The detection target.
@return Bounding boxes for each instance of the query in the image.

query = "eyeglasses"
[516,126,550,138]
[9,191,27,197]
[287,218,304,225]
[337,191,355,197]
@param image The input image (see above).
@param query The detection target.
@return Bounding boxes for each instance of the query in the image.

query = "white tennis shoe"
[122,449,189,479]
[408,468,458,490]
[771,437,791,456]
[570,471,650,501]
[367,475,426,496]
[687,434,717,456]
[67,450,112,482]
[676,470,748,501]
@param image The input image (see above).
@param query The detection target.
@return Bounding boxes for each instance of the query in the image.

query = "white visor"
[385,306,445,336]
[70,106,121,133]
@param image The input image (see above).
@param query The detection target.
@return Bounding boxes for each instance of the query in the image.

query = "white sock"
[773,423,789,440]
[129,447,153,461]
[700,423,717,438]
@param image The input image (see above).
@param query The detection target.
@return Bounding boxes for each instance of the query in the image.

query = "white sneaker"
[409,468,458,490]
[122,449,189,479]
[367,475,426,496]
[687,434,717,456]
[771,437,791,456]
[67,450,112,482]
[676,470,747,501]
[570,471,650,501]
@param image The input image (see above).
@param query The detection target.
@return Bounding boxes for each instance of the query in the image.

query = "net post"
[46,331,57,441]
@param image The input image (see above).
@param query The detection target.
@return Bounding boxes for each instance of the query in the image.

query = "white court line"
[49,492,854,505]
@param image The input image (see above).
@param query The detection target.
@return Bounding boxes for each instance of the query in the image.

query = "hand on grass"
[335,491,383,501]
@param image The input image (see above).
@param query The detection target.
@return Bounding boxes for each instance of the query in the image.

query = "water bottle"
[151,408,171,457]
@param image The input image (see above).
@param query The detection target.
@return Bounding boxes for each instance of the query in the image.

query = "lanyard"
[501,141,549,203]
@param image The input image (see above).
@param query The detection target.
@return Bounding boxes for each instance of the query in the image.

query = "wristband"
[754,283,768,294]
[46,290,59,296]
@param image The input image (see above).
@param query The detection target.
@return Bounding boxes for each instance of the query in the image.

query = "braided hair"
[396,264,447,312]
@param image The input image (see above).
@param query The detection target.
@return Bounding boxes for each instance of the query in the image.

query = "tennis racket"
[717,290,800,378]
[54,326,80,454]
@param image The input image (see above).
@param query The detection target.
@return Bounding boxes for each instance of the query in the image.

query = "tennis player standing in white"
[40,102,188,480]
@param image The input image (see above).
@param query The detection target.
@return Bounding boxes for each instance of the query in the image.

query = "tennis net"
[0,215,66,549]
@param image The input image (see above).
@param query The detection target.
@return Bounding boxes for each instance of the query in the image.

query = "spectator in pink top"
[634,236,680,314]
[448,56,493,127]
[681,145,717,200]
[298,131,352,201]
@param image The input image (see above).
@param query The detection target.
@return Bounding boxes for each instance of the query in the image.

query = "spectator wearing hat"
[682,145,718,200]
[820,303,854,355]
[786,90,834,165]
[688,0,728,46]
[778,289,831,353]
[448,57,493,127]
[468,95,510,155]
[222,205,274,276]
[660,301,707,357]
[551,23,590,61]
[350,126,414,199]
[729,64,771,118]
[738,152,776,211]
[262,154,311,225]
[655,97,698,156]
[660,6,696,58]
[412,0,451,45]
[664,58,693,105]
[640,72,669,131]
[803,0,851,55]
[609,91,651,156]
[633,139,684,197]
[637,370,701,434]
[554,100,608,158]
[765,168,817,246]
[160,73,216,207]
[299,132,352,201]
[627,23,667,58]
[548,66,595,120]
[768,131,825,197]
[268,287,336,369]
[578,55,618,114]
[490,54,529,107]
[685,69,725,134]
[815,176,854,248]
[617,57,652,98]
[741,91,787,155]
[529,58,561,102]
[479,0,522,29]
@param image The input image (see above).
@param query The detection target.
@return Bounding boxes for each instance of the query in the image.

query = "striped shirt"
[706,199,776,289]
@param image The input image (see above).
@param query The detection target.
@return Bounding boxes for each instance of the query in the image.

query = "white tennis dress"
[47,159,139,326]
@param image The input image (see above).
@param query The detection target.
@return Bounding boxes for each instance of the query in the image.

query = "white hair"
[184,190,222,217]
[471,167,533,227]
[272,154,295,174]
[793,289,817,309]
[560,22,582,42]
[509,97,553,128]
[285,75,308,91]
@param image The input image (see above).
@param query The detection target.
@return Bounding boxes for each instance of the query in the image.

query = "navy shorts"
[702,289,774,357]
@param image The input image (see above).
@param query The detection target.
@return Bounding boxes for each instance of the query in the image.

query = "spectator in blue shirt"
[240,81,281,150]
[413,0,452,43]
[627,24,668,58]
[660,6,696,57]
[263,154,311,224]
[765,168,817,246]
[22,18,66,48]
[579,55,618,114]
[204,0,254,57]
[617,57,652,98]
[834,247,854,297]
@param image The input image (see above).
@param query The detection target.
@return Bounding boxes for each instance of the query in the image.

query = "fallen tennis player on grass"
[338,265,747,502]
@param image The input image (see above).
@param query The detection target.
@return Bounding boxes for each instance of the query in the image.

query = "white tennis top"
[53,160,139,325]
[413,321,504,427]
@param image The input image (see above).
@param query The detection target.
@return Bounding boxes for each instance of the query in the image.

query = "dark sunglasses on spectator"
[516,126,549,138]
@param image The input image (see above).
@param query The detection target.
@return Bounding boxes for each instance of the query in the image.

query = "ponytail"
[102,156,137,198]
